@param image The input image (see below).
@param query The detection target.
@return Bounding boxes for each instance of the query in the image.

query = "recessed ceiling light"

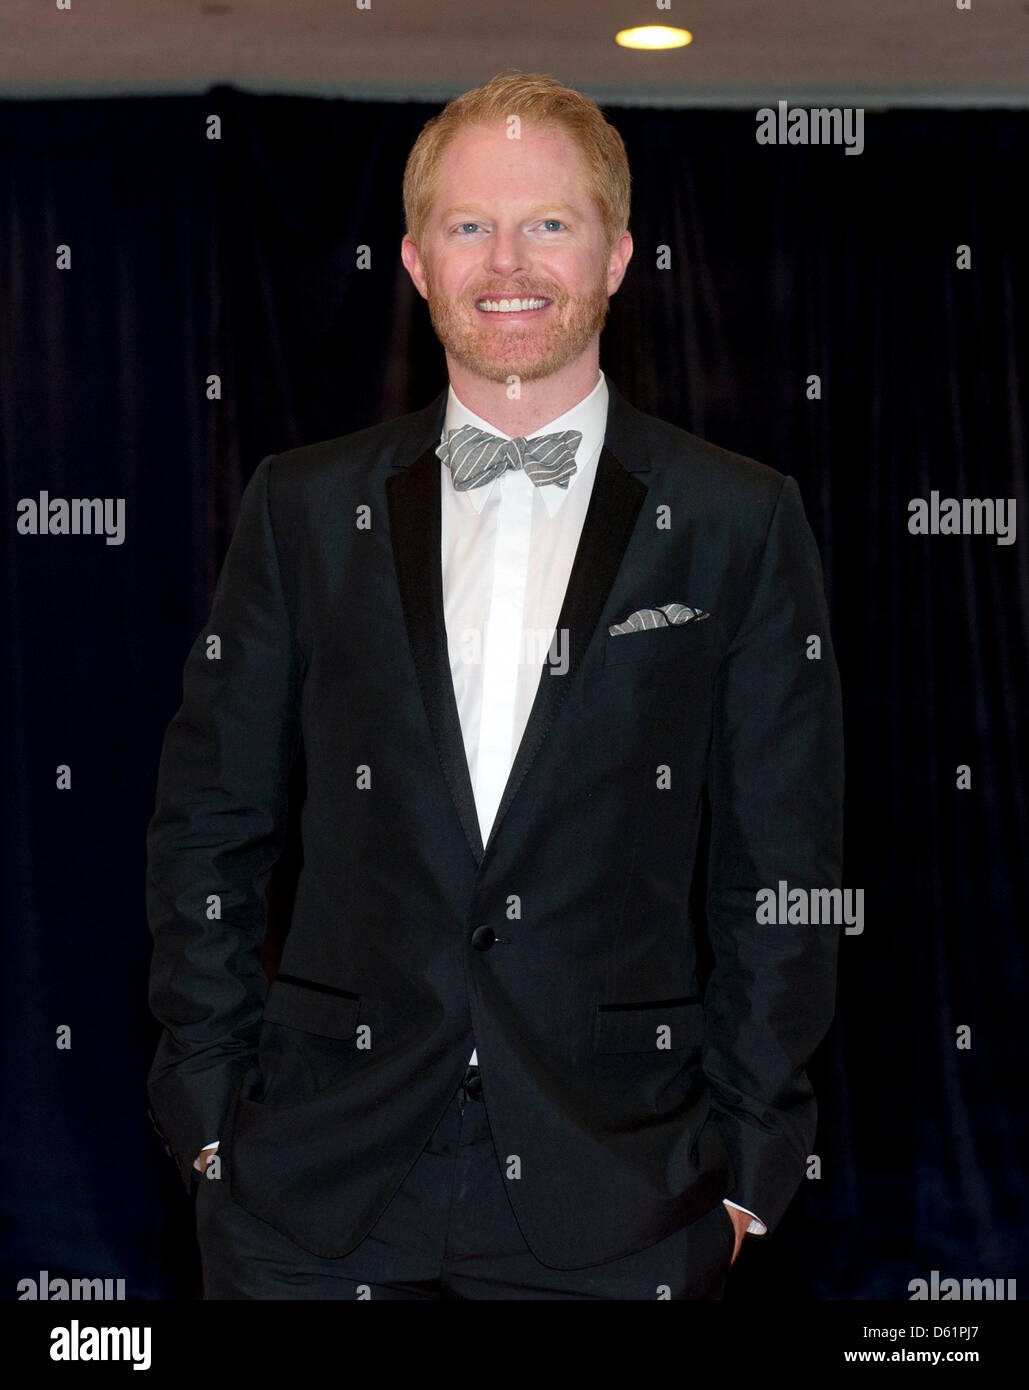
[615,26,693,51]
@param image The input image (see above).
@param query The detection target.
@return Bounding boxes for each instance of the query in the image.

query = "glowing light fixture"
[615,26,693,51]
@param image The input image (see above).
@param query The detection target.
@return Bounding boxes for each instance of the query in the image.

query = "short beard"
[424,267,611,384]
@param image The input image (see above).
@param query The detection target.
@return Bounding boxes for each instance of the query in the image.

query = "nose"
[484,225,526,279]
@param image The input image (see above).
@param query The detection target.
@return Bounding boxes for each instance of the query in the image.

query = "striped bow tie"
[436,424,582,491]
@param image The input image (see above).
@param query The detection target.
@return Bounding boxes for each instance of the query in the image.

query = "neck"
[446,345,600,435]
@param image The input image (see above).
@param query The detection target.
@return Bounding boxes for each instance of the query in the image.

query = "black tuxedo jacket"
[146,377,844,1268]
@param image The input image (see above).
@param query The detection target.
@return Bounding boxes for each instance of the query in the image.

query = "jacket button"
[471,925,496,950]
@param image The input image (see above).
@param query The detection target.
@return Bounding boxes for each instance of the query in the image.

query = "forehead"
[432,120,591,207]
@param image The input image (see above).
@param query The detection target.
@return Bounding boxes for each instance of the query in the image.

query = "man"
[146,71,844,1300]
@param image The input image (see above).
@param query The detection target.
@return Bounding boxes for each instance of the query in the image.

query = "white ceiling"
[2,0,1027,105]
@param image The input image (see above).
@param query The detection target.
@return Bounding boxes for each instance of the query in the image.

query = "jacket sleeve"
[702,473,844,1235]
[145,454,305,1190]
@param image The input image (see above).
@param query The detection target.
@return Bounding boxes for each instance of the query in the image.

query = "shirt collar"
[440,369,608,515]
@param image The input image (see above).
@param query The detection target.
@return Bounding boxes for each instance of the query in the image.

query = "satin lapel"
[481,443,647,859]
[386,436,485,865]
[384,376,649,869]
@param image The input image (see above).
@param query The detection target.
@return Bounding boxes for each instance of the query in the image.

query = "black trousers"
[196,1067,736,1300]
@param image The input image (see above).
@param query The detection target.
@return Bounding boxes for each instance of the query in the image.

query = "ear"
[401,235,429,300]
[606,232,634,296]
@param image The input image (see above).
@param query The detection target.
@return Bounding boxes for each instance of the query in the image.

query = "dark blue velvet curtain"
[2,87,1025,1300]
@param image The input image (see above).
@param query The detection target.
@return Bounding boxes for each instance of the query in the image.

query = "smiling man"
[405,125,621,406]
[146,71,845,1300]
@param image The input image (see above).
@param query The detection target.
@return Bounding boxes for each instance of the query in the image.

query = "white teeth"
[477,297,547,312]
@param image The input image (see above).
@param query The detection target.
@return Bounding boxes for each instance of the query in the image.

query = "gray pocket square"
[608,603,711,636]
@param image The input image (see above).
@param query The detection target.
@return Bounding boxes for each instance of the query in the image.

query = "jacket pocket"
[592,995,702,1053]
[601,617,719,669]
[261,973,361,1040]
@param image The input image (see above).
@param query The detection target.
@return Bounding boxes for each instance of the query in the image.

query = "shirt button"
[471,925,496,951]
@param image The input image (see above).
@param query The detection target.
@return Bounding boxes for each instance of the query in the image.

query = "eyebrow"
[438,202,581,223]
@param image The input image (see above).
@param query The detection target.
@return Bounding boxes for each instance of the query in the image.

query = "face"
[402,120,632,384]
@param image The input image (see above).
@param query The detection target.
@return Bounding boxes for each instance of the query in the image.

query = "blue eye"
[541,219,565,231]
[457,223,481,234]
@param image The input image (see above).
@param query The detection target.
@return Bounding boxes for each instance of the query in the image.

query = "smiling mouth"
[475,296,551,314]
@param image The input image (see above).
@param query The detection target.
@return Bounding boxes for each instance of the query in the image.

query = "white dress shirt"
[439,369,608,1066]
[199,368,767,1235]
